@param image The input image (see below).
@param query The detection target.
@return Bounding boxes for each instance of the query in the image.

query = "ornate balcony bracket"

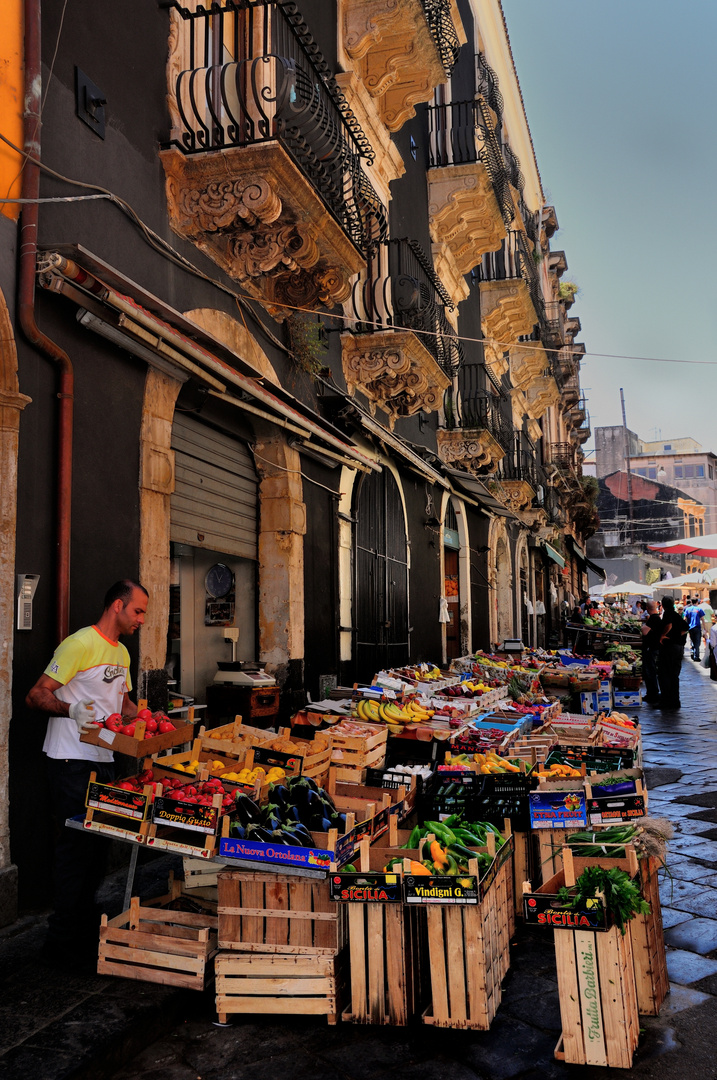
[520,508,549,530]
[428,162,506,275]
[500,479,535,513]
[431,242,470,327]
[161,144,365,317]
[480,279,536,373]
[436,427,505,473]
[509,343,548,392]
[525,375,561,420]
[340,328,450,429]
[343,0,465,132]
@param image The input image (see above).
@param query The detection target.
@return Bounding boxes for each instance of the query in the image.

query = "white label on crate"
[574,931,607,1066]
[384,689,396,699]
[97,729,116,746]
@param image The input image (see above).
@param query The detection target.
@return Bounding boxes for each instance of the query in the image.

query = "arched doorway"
[353,467,409,681]
[494,535,513,645]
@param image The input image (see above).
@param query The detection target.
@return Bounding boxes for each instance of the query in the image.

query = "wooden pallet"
[217,872,345,955]
[422,842,513,1030]
[343,900,427,1025]
[554,925,639,1068]
[98,896,218,990]
[215,951,342,1023]
[630,856,669,1016]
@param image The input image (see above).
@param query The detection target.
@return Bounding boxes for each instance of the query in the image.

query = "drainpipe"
[18,0,73,643]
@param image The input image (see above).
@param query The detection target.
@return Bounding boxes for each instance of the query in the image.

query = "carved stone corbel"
[428,162,506,275]
[340,328,450,429]
[479,278,537,350]
[436,427,505,473]
[525,374,561,420]
[500,479,535,513]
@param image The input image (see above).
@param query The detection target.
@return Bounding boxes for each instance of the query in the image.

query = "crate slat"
[215,950,341,1023]
[217,872,343,955]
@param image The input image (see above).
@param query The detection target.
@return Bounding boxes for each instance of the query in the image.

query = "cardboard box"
[579,691,598,716]
[613,690,642,708]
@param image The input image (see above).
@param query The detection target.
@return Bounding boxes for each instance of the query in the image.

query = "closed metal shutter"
[171,414,258,560]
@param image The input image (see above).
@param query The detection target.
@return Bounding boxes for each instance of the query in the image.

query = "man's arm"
[26,674,71,716]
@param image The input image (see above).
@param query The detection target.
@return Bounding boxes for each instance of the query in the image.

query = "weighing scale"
[213,628,276,687]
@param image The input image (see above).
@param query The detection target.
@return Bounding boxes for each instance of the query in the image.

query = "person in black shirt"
[641,599,662,704]
[657,596,688,709]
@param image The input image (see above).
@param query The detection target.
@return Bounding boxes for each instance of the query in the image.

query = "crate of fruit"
[98,896,218,990]
[80,708,193,757]
[327,720,388,782]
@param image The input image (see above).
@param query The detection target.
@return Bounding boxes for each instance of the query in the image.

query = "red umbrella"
[648,534,717,557]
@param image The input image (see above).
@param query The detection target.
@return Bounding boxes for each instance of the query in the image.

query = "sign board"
[529,789,587,829]
[252,744,303,778]
[152,795,220,834]
[404,874,479,904]
[329,873,402,902]
[86,780,149,822]
[587,793,646,826]
[523,890,609,931]
[218,836,332,871]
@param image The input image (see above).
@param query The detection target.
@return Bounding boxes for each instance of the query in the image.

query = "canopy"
[602,580,654,597]
[648,534,717,557]
[654,572,709,592]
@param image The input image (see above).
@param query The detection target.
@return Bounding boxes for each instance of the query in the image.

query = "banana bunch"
[354,697,435,730]
[445,750,521,774]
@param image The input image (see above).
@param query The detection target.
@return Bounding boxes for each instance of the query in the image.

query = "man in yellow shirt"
[26,580,148,968]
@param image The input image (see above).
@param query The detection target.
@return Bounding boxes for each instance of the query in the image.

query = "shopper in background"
[684,596,706,661]
[701,595,714,651]
[641,599,662,705]
[26,579,148,969]
[657,596,689,709]
[709,619,717,682]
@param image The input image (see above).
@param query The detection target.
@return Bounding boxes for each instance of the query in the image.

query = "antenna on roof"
[620,388,634,543]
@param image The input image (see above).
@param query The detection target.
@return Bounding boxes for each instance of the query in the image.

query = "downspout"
[18,0,73,642]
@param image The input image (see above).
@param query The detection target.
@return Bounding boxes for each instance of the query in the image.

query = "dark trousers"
[709,644,717,682]
[45,757,115,955]
[658,643,684,708]
[642,646,660,702]
[689,626,702,660]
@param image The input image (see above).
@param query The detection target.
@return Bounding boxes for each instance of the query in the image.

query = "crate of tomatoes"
[80,707,193,756]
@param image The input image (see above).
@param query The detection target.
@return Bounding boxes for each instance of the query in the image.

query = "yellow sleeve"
[44,635,87,686]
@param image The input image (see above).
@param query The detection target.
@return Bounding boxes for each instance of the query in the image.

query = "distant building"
[595,427,717,536]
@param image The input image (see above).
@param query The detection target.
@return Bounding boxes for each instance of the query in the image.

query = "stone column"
[254,435,306,708]
[138,368,183,698]
[0,292,31,926]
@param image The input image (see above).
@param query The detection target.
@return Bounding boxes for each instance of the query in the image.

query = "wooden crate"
[199,717,275,758]
[630,856,669,1016]
[511,829,531,922]
[268,731,332,787]
[422,839,514,1030]
[536,828,581,882]
[328,721,388,781]
[215,951,342,1023]
[554,926,639,1068]
[343,900,427,1025]
[98,896,218,990]
[217,872,345,955]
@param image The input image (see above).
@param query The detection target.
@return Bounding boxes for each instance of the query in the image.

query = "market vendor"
[26,580,148,969]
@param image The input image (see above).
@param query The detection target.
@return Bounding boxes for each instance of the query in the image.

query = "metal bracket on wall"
[75,67,106,139]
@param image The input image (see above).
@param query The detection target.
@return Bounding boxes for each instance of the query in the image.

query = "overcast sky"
[502,0,717,461]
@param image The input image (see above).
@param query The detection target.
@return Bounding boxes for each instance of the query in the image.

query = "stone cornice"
[342,0,451,132]
[427,162,506,276]
[509,342,548,392]
[435,427,505,473]
[526,375,561,420]
[161,144,365,317]
[340,328,450,429]
[431,242,470,329]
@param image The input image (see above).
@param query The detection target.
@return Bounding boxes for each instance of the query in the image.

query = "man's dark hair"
[103,579,148,610]
[662,596,675,610]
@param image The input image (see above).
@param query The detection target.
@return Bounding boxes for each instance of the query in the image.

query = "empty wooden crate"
[215,951,343,1023]
[217,871,344,955]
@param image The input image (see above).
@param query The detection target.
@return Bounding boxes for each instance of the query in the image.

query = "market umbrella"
[602,580,654,597]
[654,572,709,591]
[648,534,717,557]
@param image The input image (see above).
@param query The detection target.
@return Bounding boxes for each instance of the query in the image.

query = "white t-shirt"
[42,625,132,762]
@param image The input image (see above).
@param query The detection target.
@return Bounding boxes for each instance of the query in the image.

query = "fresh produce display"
[353,698,434,726]
[566,825,639,858]
[158,775,236,812]
[379,764,433,784]
[598,712,637,729]
[438,681,494,699]
[556,866,650,933]
[92,709,176,737]
[389,665,443,682]
[227,776,347,844]
[535,761,583,779]
[450,727,511,753]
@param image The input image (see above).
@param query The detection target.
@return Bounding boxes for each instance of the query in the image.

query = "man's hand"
[68,700,97,735]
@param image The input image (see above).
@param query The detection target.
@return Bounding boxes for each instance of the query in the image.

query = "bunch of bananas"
[354,698,434,730]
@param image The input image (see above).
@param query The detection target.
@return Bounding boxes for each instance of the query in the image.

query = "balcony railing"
[426,98,514,226]
[443,367,512,449]
[349,238,463,376]
[496,441,544,490]
[166,0,387,257]
[477,230,543,324]
[421,0,462,76]
[543,300,566,350]
[549,442,577,471]
[475,52,504,120]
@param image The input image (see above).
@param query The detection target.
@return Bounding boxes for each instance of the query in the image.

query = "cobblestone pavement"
[107,656,717,1080]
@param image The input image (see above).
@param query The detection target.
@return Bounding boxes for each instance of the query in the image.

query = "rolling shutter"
[171,414,258,559]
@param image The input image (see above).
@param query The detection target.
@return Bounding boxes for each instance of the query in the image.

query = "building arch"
[515,531,531,645]
[439,490,471,660]
[488,515,513,646]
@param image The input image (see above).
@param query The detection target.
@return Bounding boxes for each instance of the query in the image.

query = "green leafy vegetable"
[556,867,650,934]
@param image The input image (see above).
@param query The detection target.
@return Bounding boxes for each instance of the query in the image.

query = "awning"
[585,556,607,581]
[568,537,586,561]
[351,410,449,488]
[543,542,565,568]
[442,469,518,519]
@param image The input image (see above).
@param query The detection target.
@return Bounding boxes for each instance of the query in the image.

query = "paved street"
[2,656,717,1080]
[106,657,717,1080]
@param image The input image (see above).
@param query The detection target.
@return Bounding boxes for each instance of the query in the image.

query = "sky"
[501,0,717,460]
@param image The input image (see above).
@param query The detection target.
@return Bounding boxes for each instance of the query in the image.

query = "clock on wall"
[204,563,235,626]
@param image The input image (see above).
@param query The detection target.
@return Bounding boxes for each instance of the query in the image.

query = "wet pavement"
[3,655,717,1080]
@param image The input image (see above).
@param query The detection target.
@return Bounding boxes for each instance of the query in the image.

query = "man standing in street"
[658,595,688,709]
[26,580,148,968]
[641,599,662,705]
[684,596,706,661]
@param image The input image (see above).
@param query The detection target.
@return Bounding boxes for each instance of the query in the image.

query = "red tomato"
[158,720,175,734]
[105,714,123,733]
[137,708,152,720]
[123,723,136,737]
[118,781,135,791]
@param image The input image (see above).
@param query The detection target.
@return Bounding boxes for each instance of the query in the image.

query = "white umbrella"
[602,580,654,597]
[655,572,709,591]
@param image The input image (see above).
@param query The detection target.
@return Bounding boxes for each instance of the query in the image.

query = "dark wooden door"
[354,469,409,682]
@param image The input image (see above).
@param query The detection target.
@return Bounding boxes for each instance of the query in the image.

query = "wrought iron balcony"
[437,375,510,473]
[349,238,463,377]
[162,1,387,310]
[569,397,588,425]
[475,52,504,120]
[421,0,462,75]
[562,374,581,406]
[477,230,543,327]
[543,300,566,351]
